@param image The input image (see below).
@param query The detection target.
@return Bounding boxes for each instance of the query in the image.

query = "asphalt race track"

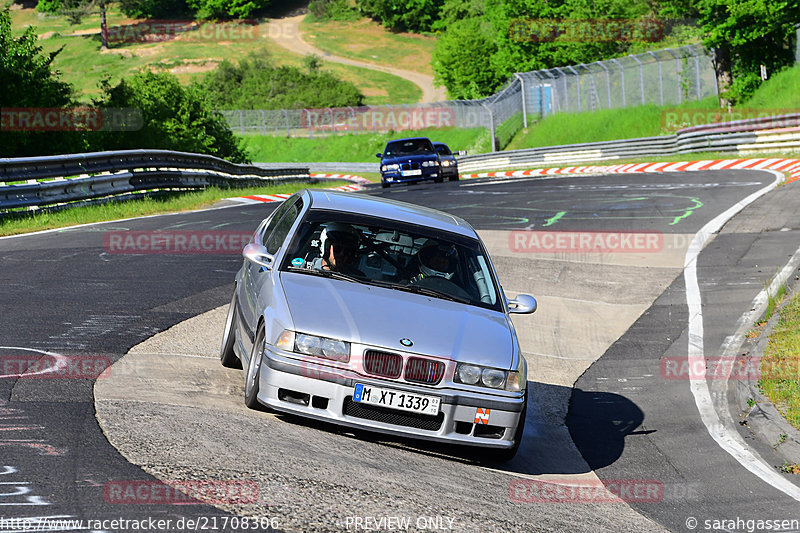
[1,169,799,532]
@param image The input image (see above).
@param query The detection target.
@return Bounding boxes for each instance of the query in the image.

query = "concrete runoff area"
[94,228,689,531]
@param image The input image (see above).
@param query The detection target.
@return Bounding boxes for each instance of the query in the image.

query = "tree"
[695,0,799,103]
[0,6,89,156]
[356,0,445,32]
[432,18,504,98]
[202,50,365,109]
[96,71,249,162]
[187,0,271,19]
[118,0,191,18]
[57,0,112,50]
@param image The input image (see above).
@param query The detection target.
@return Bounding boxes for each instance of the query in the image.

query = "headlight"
[421,160,439,167]
[278,330,350,362]
[441,160,451,167]
[455,360,526,391]
[381,164,399,172]
[482,368,506,388]
[456,364,481,385]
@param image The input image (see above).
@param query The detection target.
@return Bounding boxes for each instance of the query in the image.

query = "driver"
[314,222,364,276]
[414,240,457,281]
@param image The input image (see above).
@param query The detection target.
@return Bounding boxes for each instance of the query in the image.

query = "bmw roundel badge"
[400,338,413,347]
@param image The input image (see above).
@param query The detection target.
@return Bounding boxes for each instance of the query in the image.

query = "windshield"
[280,210,501,311]
[384,138,435,156]
[434,144,452,155]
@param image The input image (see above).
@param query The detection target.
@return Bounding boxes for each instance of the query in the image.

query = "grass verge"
[758,288,800,431]
[506,98,719,150]
[242,127,490,162]
[299,17,436,76]
[0,182,345,237]
[507,64,800,151]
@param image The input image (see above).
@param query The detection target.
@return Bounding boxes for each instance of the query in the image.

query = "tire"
[244,326,266,410]
[495,398,527,462]
[220,292,242,369]
[433,177,443,183]
[381,182,390,189]
[449,175,460,182]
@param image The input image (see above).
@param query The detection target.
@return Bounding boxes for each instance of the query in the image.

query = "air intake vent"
[404,357,445,385]
[363,350,403,379]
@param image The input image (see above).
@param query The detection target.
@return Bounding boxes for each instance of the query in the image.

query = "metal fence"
[220,44,718,151]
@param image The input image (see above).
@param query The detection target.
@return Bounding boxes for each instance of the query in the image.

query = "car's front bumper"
[380,170,439,184]
[440,165,459,178]
[256,346,526,449]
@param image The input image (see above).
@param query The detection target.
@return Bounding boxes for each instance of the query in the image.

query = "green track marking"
[543,211,566,227]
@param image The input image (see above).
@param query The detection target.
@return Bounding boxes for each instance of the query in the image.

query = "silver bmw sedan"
[220,189,537,460]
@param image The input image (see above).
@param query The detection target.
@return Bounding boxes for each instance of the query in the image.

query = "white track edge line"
[684,169,800,501]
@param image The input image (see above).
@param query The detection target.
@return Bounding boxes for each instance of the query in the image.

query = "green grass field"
[505,98,721,150]
[743,67,800,110]
[300,17,437,76]
[242,127,491,162]
[506,65,800,151]
[11,7,421,103]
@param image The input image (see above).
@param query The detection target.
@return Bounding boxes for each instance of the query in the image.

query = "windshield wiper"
[393,284,470,304]
[285,266,360,283]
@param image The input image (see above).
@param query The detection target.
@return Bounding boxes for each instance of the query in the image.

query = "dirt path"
[266,14,447,103]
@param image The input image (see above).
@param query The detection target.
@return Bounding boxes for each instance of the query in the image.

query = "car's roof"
[385,137,432,144]
[432,142,449,147]
[302,189,476,237]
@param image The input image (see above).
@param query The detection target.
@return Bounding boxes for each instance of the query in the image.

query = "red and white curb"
[462,158,800,184]
[229,173,370,204]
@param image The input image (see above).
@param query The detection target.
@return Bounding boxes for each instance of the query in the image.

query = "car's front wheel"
[244,326,266,409]
[220,292,242,369]
[449,174,460,182]
[381,182,390,189]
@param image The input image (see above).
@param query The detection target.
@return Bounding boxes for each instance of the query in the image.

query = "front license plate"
[353,384,440,416]
[402,169,422,176]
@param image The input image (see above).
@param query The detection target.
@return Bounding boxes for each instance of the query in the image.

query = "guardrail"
[254,162,379,174]
[457,113,800,173]
[0,150,310,212]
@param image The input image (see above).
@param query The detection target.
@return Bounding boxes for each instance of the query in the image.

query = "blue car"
[377,137,441,188]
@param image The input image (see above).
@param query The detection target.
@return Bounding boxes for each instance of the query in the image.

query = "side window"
[257,197,294,244]
[265,199,303,254]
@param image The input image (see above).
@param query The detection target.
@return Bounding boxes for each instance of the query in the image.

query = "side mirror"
[508,294,537,314]
[457,150,467,156]
[376,153,382,158]
[243,243,275,270]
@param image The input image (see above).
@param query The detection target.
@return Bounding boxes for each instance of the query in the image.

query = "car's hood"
[280,272,515,368]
